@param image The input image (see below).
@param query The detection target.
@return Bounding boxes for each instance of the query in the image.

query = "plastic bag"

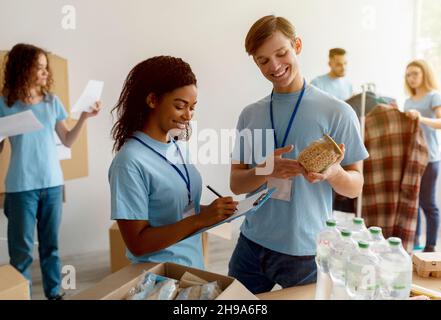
[146,278,179,300]
[200,281,222,300]
[175,285,202,300]
[126,272,173,300]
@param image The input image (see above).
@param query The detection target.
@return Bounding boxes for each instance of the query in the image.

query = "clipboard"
[186,188,276,239]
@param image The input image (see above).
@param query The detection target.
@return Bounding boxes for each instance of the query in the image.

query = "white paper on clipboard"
[186,188,276,239]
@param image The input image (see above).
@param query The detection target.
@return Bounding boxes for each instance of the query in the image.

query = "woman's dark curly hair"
[1,43,53,106]
[111,56,197,152]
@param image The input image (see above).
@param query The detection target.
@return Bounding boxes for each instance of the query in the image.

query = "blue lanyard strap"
[270,79,306,148]
[131,136,192,204]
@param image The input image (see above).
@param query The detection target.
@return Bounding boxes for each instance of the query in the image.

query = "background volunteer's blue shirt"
[109,131,204,269]
[311,74,353,101]
[404,91,441,162]
[0,95,67,192]
[232,84,369,256]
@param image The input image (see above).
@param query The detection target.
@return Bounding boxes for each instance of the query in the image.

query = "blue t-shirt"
[0,95,67,192]
[311,74,353,101]
[109,131,204,269]
[232,85,369,256]
[404,91,441,162]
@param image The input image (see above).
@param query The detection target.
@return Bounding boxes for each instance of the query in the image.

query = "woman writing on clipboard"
[109,56,238,269]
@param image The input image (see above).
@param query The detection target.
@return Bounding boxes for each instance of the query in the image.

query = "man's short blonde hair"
[245,15,296,56]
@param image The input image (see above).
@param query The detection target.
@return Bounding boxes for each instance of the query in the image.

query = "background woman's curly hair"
[111,56,197,152]
[1,43,53,107]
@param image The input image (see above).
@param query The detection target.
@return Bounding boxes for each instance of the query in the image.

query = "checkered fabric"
[362,104,429,252]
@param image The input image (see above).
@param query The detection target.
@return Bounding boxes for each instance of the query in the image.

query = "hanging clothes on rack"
[345,91,397,118]
[362,104,429,252]
[333,89,397,214]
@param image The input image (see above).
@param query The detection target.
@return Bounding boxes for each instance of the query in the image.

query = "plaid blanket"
[362,104,429,252]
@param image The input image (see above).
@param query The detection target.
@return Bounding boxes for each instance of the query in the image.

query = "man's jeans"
[228,233,317,294]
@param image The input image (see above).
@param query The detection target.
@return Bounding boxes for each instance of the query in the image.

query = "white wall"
[0,0,416,263]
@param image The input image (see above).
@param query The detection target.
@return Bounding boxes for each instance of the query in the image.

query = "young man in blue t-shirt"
[311,48,353,101]
[229,15,368,294]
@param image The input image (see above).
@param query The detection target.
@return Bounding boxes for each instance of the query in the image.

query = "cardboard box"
[109,222,131,273]
[256,284,315,300]
[0,50,89,198]
[0,265,30,300]
[413,252,441,278]
[109,222,210,273]
[70,262,258,300]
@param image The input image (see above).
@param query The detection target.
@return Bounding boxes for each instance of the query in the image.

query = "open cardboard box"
[70,262,258,300]
[0,265,30,300]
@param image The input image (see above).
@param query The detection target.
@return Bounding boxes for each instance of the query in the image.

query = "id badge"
[182,203,196,219]
[267,177,292,202]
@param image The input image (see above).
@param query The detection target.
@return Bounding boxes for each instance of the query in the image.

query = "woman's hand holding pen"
[199,197,238,227]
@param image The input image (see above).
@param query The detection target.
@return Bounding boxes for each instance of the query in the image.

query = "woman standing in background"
[405,59,441,252]
[0,43,101,299]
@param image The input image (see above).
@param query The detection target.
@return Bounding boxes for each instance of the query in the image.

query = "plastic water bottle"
[378,237,412,300]
[346,240,380,300]
[333,211,354,232]
[316,219,340,273]
[368,226,389,255]
[329,230,357,299]
[315,219,340,299]
[350,217,370,242]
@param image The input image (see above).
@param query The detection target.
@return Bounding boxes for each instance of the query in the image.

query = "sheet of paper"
[187,188,276,238]
[71,80,104,117]
[0,110,44,141]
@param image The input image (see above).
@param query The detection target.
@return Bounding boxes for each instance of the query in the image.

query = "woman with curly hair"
[0,43,101,299]
[109,56,237,268]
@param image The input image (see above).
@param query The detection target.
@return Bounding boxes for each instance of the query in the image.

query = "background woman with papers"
[109,56,237,270]
[0,43,101,300]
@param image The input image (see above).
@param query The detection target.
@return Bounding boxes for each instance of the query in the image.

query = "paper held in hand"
[0,110,44,142]
[71,80,104,119]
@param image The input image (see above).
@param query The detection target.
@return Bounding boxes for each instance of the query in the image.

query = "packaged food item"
[200,281,222,300]
[175,285,202,300]
[126,272,176,300]
[298,134,343,173]
[126,272,158,300]
[146,278,179,300]
[126,271,223,300]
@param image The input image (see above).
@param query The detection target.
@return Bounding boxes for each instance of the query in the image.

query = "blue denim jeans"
[228,233,317,294]
[415,161,440,248]
[4,186,63,299]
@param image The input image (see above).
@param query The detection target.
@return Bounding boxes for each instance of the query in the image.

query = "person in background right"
[310,48,353,101]
[404,59,441,252]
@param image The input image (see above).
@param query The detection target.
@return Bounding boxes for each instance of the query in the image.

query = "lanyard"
[270,79,306,148]
[132,136,192,205]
